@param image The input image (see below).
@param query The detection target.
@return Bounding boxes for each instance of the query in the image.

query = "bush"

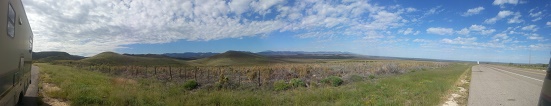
[347,75,364,82]
[273,80,290,91]
[376,63,404,75]
[369,75,376,79]
[183,80,198,90]
[321,76,343,87]
[290,78,306,87]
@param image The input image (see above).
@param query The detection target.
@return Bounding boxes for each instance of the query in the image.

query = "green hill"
[33,51,85,62]
[191,51,286,66]
[79,52,187,66]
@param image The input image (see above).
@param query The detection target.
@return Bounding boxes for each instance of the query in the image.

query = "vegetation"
[191,51,287,66]
[321,76,343,87]
[289,78,306,88]
[37,62,471,105]
[507,63,548,70]
[78,52,187,66]
[273,80,290,91]
[32,51,85,62]
[183,80,199,90]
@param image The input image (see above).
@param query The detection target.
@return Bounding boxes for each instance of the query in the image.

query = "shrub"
[273,80,290,91]
[369,75,376,79]
[347,74,364,82]
[376,63,404,75]
[321,76,343,87]
[183,80,198,90]
[290,78,306,87]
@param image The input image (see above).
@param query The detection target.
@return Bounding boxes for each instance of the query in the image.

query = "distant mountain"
[256,51,357,59]
[163,52,219,60]
[80,52,187,66]
[123,53,172,59]
[190,51,285,66]
[32,51,85,62]
[256,51,353,55]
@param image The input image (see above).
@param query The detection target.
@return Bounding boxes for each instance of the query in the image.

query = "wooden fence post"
[169,66,172,80]
[194,67,197,81]
[154,66,157,76]
[135,66,139,77]
[238,70,241,85]
[179,67,182,78]
[145,66,148,78]
[257,70,261,86]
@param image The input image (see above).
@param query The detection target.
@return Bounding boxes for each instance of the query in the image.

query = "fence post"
[135,66,139,77]
[238,70,241,86]
[145,66,148,78]
[154,66,157,76]
[194,67,197,81]
[169,66,172,80]
[184,68,187,81]
[257,70,261,86]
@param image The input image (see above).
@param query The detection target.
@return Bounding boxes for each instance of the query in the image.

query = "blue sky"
[23,0,551,64]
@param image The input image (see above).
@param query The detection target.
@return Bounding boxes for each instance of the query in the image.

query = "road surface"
[468,65,545,106]
[20,65,39,106]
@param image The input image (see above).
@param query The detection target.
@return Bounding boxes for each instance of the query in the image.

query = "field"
[506,63,548,70]
[37,59,472,105]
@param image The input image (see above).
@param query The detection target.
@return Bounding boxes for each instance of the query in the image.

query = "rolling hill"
[190,51,286,66]
[33,51,85,62]
[79,52,187,66]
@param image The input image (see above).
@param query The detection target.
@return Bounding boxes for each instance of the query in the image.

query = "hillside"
[191,51,285,66]
[79,52,187,66]
[163,52,219,60]
[33,51,85,62]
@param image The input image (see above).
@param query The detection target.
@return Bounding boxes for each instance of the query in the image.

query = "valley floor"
[36,63,471,105]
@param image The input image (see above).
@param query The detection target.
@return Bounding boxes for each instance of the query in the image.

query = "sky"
[22,0,551,64]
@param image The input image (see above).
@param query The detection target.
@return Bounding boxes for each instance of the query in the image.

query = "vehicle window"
[7,3,15,38]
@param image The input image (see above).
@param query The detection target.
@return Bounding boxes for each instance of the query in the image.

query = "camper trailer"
[0,0,33,105]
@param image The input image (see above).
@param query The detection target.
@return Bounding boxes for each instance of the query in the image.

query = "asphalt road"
[20,65,40,106]
[468,65,545,106]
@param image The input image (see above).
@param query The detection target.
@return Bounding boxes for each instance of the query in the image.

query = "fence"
[53,61,450,89]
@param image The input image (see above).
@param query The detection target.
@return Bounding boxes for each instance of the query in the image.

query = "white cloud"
[527,34,544,41]
[521,25,538,32]
[469,25,486,31]
[529,11,542,22]
[426,27,454,35]
[457,28,470,35]
[547,22,551,26]
[530,11,543,17]
[24,0,415,56]
[406,8,417,12]
[493,33,509,39]
[424,6,444,16]
[452,24,496,36]
[229,0,253,15]
[507,12,523,23]
[492,0,519,5]
[484,10,513,24]
[441,37,477,45]
[413,39,431,43]
[413,31,420,35]
[398,28,416,35]
[462,7,485,16]
[480,29,496,35]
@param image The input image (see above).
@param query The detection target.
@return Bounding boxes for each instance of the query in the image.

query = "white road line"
[488,67,543,82]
